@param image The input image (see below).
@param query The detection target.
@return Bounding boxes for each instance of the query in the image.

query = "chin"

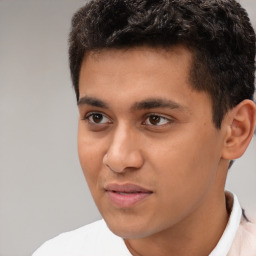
[104,218,158,239]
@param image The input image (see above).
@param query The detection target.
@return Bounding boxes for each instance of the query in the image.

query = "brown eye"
[149,115,161,125]
[86,113,111,124]
[91,113,103,123]
[144,114,171,126]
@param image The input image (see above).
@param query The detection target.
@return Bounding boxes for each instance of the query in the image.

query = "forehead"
[78,46,212,115]
[79,46,193,92]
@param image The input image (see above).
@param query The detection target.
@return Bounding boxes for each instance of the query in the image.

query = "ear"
[222,99,256,160]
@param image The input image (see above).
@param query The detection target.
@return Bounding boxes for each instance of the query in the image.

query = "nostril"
[106,164,117,173]
[103,147,144,173]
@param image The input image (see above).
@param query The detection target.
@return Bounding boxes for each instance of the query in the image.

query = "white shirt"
[211,192,256,256]
[33,192,256,256]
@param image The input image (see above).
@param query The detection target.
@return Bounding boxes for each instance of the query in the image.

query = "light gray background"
[0,1,255,256]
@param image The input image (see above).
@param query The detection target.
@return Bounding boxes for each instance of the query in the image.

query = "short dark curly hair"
[69,0,255,128]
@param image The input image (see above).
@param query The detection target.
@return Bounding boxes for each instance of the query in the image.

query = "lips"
[104,183,153,208]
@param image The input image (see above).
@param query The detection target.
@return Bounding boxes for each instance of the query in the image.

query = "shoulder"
[32,219,131,256]
[228,220,256,256]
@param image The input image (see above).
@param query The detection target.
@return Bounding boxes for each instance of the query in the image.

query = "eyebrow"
[131,98,185,111]
[77,96,109,108]
[77,96,186,112]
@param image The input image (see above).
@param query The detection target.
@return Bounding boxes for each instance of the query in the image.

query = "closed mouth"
[104,183,153,208]
[104,183,153,194]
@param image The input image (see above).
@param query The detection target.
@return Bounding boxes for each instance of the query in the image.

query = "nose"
[103,124,144,173]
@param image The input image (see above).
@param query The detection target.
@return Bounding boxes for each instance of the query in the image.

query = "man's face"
[77,46,227,239]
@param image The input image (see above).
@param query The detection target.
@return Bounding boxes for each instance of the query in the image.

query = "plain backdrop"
[0,1,255,255]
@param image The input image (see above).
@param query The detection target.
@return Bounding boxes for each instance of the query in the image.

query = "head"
[69,0,256,241]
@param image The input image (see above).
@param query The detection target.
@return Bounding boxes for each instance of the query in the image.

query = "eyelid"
[83,111,112,124]
[81,111,174,127]
[143,113,174,126]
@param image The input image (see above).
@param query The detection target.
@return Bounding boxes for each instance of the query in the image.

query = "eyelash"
[82,112,174,128]
[83,112,112,124]
[143,113,173,126]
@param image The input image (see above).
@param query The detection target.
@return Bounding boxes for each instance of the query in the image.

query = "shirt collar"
[209,191,242,256]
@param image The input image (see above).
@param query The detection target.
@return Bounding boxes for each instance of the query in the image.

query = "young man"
[33,0,256,255]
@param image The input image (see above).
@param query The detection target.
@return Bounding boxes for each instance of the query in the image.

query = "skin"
[77,46,254,256]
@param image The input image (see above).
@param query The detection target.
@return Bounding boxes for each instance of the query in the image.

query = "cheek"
[77,125,105,182]
[153,129,220,200]
[151,150,217,227]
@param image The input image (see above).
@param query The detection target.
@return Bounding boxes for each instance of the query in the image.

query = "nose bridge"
[112,122,133,152]
[104,122,143,172]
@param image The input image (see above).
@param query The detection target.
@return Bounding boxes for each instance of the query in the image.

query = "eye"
[144,114,171,126]
[84,112,111,124]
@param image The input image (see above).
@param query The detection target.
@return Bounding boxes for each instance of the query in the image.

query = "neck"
[124,190,229,256]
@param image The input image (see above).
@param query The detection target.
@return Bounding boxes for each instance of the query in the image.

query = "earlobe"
[222,99,256,160]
